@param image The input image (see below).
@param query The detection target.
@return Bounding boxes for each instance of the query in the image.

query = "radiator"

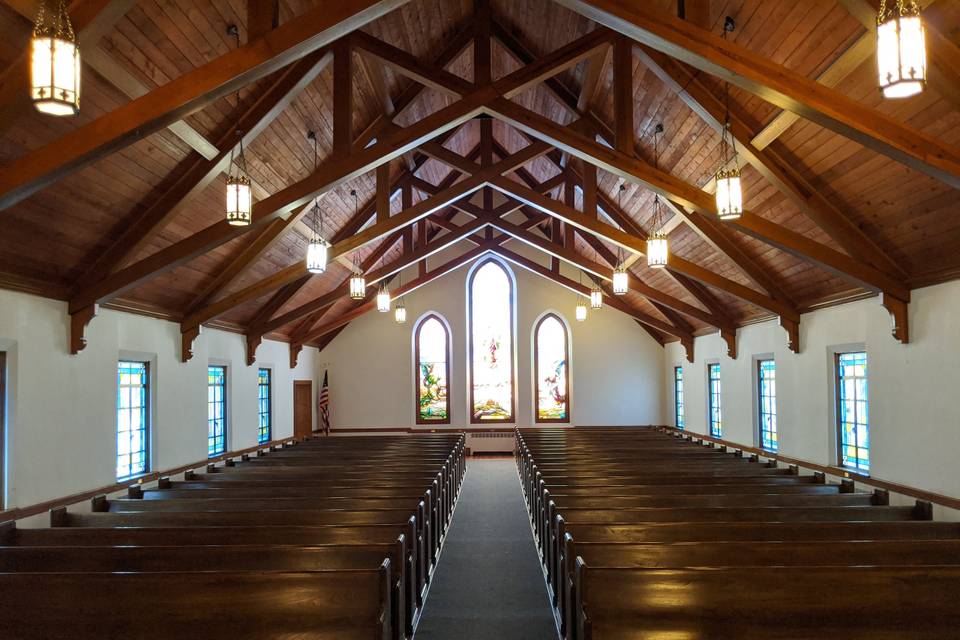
[466,431,515,454]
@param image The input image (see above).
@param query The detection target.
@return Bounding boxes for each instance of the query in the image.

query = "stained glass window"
[758,359,777,451]
[117,361,149,480]
[674,366,684,429]
[208,365,227,457]
[258,368,271,444]
[469,259,515,422]
[535,314,569,422]
[708,362,722,437]
[415,315,450,424]
[837,352,869,471]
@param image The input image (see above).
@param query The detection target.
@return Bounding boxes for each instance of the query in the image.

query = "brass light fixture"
[714,17,743,221]
[225,26,252,226]
[394,270,406,323]
[304,132,328,274]
[877,0,926,98]
[376,283,391,313]
[613,184,629,294]
[646,124,668,269]
[348,190,366,298]
[30,0,80,116]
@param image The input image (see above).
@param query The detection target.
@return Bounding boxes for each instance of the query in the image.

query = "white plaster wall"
[319,246,664,429]
[0,289,317,510]
[663,280,960,505]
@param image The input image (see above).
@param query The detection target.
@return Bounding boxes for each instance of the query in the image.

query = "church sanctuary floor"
[415,458,558,639]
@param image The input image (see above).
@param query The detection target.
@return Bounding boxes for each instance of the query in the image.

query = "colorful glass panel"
[674,366,684,429]
[417,316,450,423]
[258,368,271,444]
[837,352,869,471]
[208,365,226,457]
[708,363,722,437]
[758,359,777,451]
[535,315,569,422]
[117,361,149,479]
[470,261,515,422]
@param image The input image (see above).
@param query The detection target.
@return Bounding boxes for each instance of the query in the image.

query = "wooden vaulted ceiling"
[0,0,958,362]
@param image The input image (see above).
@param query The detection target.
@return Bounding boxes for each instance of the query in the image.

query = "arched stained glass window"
[535,314,569,422]
[469,259,515,422]
[415,314,450,424]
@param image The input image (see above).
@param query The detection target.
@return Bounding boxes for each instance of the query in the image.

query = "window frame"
[533,312,571,424]
[207,364,228,458]
[707,361,722,437]
[467,257,517,424]
[116,360,151,481]
[673,365,684,429]
[414,313,452,425]
[835,350,870,472]
[257,367,272,444]
[0,351,6,509]
[757,358,777,452]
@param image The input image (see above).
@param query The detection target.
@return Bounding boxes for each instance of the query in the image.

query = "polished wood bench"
[0,542,412,638]
[573,562,960,640]
[0,566,393,640]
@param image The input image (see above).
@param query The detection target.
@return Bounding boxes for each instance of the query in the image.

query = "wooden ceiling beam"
[488,176,799,324]
[0,0,409,210]
[295,242,496,346]
[179,143,548,330]
[493,217,734,333]
[351,31,476,97]
[75,50,332,288]
[264,219,486,339]
[247,0,280,41]
[488,98,797,303]
[68,85,492,315]
[553,0,960,188]
[493,246,691,341]
[0,0,136,130]
[636,45,908,281]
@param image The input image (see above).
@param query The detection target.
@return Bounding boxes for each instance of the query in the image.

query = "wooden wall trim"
[0,434,306,524]
[658,425,960,512]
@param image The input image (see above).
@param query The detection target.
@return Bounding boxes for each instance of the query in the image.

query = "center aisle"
[415,458,558,639]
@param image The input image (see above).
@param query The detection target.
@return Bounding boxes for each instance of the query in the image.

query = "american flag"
[318,370,330,435]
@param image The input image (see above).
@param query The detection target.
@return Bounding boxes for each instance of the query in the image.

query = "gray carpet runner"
[414,458,558,639]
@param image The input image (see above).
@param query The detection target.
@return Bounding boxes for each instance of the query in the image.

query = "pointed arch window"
[415,314,451,424]
[535,314,570,423]
[469,259,516,423]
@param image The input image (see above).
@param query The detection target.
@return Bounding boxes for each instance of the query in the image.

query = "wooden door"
[293,380,313,438]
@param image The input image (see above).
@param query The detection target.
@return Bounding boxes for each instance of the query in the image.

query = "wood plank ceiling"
[0,0,957,360]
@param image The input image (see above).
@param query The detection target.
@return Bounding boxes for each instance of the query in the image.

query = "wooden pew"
[0,542,412,639]
[0,566,393,640]
[574,561,960,639]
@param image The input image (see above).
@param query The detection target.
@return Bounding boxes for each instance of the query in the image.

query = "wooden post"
[612,35,634,155]
[377,163,391,222]
[247,0,279,41]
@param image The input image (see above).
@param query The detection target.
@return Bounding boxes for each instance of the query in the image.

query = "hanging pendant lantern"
[877,0,926,99]
[226,172,252,226]
[306,237,327,274]
[646,232,669,269]
[347,189,366,299]
[394,299,407,324]
[612,267,629,295]
[590,286,603,310]
[303,131,327,273]
[376,283,391,313]
[575,298,588,322]
[349,273,366,299]
[714,25,743,221]
[715,165,743,220]
[30,0,80,117]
